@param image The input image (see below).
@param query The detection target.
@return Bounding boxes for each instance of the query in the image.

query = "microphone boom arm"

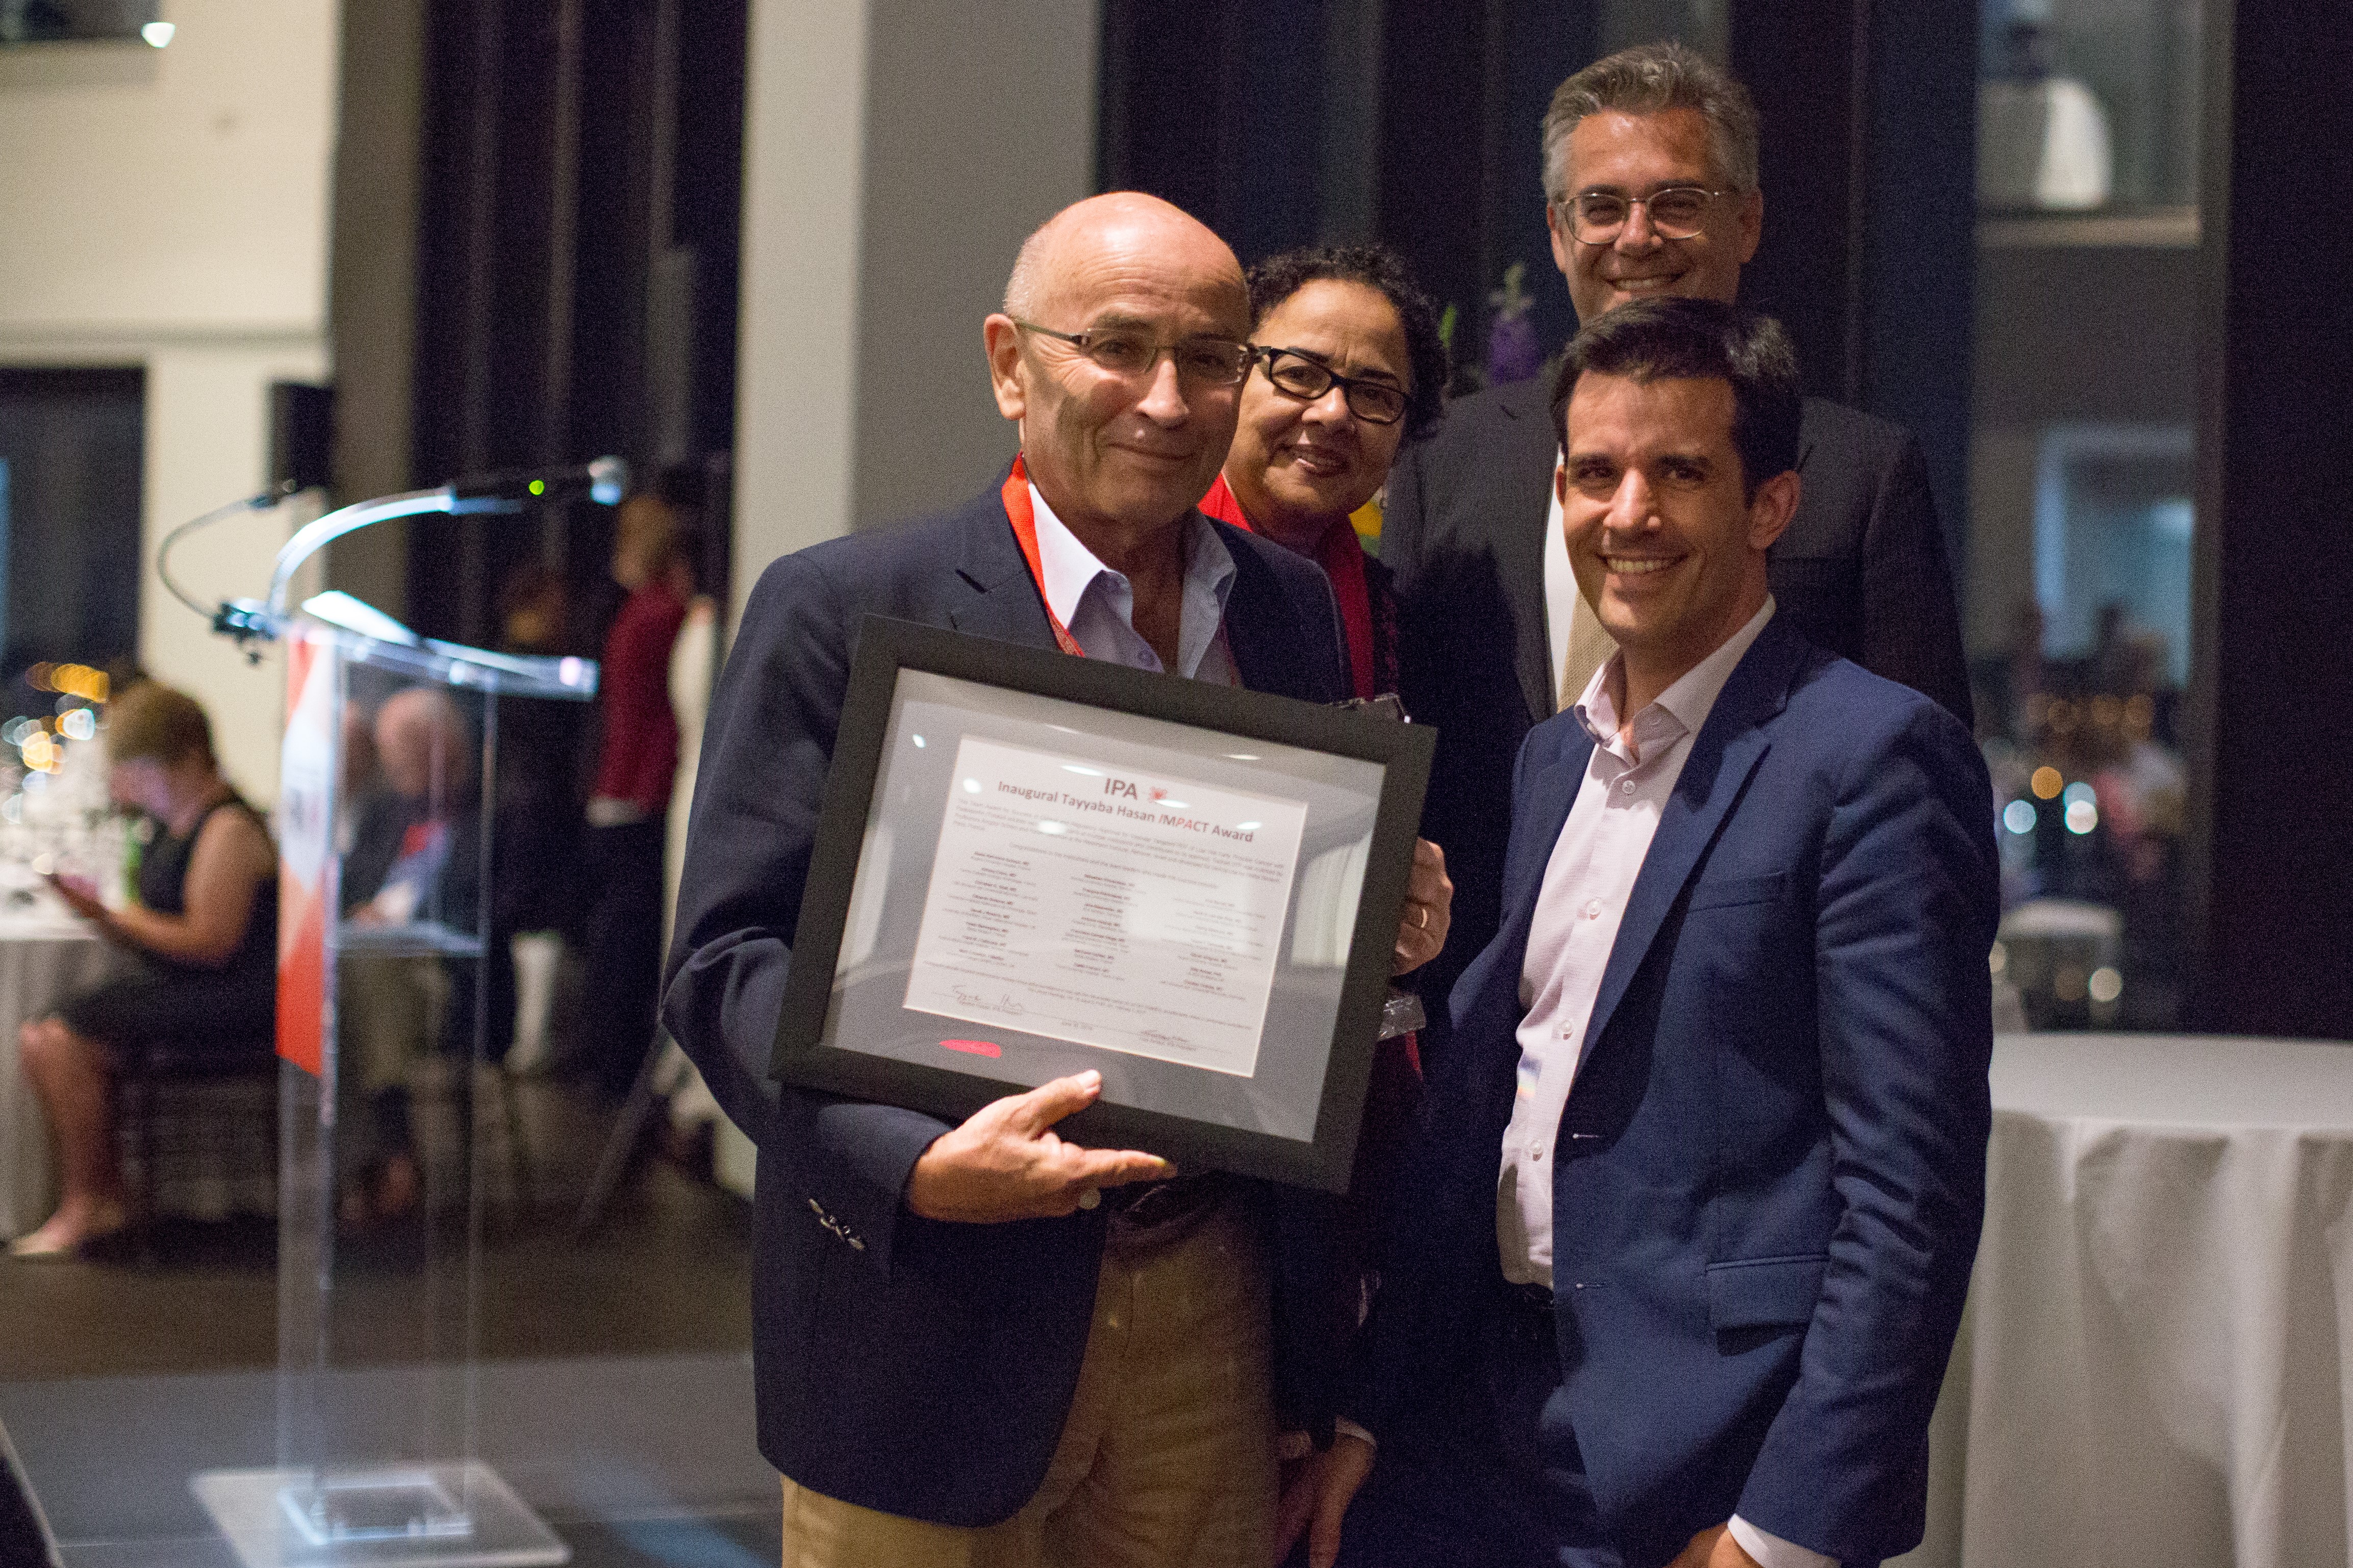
[198,460,624,703]
[258,485,520,630]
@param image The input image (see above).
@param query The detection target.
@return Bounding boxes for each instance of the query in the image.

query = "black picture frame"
[769,615,1435,1194]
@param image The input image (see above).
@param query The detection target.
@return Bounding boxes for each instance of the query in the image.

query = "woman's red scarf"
[1198,474,1378,700]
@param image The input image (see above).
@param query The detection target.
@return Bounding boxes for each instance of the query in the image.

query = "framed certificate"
[770,615,1435,1194]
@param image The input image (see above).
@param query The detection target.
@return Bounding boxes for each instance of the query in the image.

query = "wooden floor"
[0,1078,753,1381]
[0,1079,774,1566]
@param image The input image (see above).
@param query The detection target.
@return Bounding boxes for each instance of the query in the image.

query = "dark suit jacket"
[1382,377,1972,1063]
[1354,618,1996,1567]
[662,479,1354,1527]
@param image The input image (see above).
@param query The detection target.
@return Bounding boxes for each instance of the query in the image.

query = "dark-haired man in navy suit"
[1295,299,1996,1568]
[664,191,1452,1567]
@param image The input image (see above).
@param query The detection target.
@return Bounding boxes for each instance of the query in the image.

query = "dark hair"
[1244,244,1449,442]
[1549,298,1801,497]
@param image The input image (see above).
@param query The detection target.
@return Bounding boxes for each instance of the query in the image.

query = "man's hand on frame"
[1272,1431,1374,1568]
[1391,838,1453,975]
[904,1070,1173,1223]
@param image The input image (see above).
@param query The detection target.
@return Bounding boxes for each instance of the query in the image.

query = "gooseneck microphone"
[449,455,629,508]
[188,454,634,655]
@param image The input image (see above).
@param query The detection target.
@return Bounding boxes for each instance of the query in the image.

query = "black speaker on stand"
[0,1416,61,1567]
[268,380,336,493]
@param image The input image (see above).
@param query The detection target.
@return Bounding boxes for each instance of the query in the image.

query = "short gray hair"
[1540,42,1760,204]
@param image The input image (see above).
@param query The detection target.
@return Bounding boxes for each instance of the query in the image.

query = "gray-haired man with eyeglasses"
[1379,39,1972,1079]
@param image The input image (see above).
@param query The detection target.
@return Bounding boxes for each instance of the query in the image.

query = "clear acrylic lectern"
[192,620,596,1568]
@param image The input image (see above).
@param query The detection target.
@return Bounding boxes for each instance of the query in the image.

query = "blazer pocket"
[1686,870,1789,912]
[1706,1253,1827,1331]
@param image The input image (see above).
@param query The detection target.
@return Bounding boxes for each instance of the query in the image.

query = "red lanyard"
[1001,455,1085,658]
[1199,473,1378,701]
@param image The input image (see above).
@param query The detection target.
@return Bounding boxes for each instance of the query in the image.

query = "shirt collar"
[1028,481,1108,631]
[1028,481,1237,676]
[1576,596,1777,753]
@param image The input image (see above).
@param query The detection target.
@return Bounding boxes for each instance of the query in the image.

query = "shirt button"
[1582,899,1602,919]
[1620,779,1636,794]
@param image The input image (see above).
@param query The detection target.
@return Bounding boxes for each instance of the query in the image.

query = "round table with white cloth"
[1896,1032,2353,1568]
[0,912,119,1240]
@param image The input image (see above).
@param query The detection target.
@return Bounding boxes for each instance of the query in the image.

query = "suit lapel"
[943,496,1326,704]
[1500,719,1595,933]
[1456,718,1595,1119]
[947,483,1059,649]
[1217,520,1326,702]
[1492,379,1564,727]
[1574,620,1808,1074]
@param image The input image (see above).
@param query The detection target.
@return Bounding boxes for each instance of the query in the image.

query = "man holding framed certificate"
[663,191,1452,1566]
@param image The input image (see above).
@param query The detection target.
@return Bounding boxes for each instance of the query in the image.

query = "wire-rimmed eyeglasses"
[1553,186,1736,245]
[1011,320,1253,387]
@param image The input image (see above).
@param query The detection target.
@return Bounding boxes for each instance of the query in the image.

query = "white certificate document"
[903,736,1309,1076]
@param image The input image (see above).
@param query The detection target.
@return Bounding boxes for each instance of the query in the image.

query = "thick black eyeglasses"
[1011,320,1253,386]
[1253,347,1409,425]
[1554,186,1734,244]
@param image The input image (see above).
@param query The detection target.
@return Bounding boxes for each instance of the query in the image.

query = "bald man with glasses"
[664,190,1451,1568]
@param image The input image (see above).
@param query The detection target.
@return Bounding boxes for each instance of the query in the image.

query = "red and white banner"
[275,629,337,1075]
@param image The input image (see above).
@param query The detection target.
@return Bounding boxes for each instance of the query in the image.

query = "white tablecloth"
[1897,1033,2353,1567]
[0,917,118,1239]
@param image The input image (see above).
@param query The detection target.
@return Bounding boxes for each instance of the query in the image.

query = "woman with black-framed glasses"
[1201,253,1450,1535]
[1200,245,1447,704]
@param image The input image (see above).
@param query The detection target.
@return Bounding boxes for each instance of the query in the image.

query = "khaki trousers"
[779,1201,1278,1567]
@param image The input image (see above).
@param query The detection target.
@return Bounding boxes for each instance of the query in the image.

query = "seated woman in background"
[9,681,278,1257]
[1198,242,1448,700]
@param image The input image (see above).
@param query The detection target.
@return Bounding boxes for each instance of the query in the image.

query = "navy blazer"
[1382,378,1974,1075]
[663,478,1354,1527]
[1356,618,1997,1568]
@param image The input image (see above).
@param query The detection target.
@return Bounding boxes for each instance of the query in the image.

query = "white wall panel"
[732,0,1099,617]
[0,0,337,802]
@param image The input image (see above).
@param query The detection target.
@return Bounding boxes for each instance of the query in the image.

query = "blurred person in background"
[336,685,482,1229]
[493,561,589,1075]
[495,560,589,930]
[574,468,698,1098]
[10,682,277,1257]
